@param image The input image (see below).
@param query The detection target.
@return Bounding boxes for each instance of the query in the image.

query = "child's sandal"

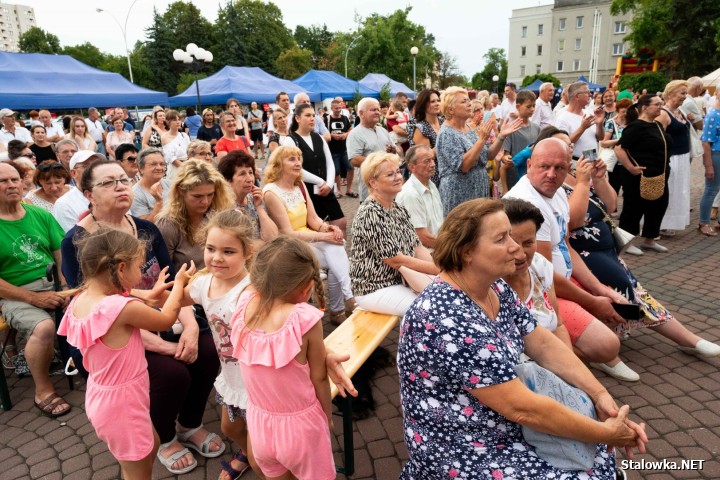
[219,451,251,479]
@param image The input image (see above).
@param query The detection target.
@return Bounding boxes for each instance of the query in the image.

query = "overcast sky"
[21,0,552,77]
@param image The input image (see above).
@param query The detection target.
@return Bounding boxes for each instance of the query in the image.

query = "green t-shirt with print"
[0,203,65,286]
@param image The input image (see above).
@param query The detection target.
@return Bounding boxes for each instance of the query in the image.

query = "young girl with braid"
[58,229,195,480]
[230,236,336,480]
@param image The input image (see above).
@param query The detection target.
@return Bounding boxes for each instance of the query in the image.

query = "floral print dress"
[398,278,616,479]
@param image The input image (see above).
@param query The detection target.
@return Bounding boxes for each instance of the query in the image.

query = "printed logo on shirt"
[12,234,46,267]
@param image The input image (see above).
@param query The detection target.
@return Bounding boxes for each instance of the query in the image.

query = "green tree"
[215,0,294,74]
[176,72,209,94]
[521,73,561,87]
[378,82,393,102]
[617,71,669,93]
[435,51,465,89]
[62,43,106,69]
[294,25,335,65]
[611,0,720,78]
[276,46,314,79]
[471,48,507,92]
[349,8,437,85]
[19,26,61,54]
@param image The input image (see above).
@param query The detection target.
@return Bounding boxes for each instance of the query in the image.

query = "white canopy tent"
[701,67,720,91]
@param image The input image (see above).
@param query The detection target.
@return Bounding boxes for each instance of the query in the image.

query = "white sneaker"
[678,339,720,358]
[625,245,644,256]
[590,361,640,382]
[640,242,668,253]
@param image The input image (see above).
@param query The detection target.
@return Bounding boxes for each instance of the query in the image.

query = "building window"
[557,61,564,72]
[536,64,542,74]
[573,59,581,71]
[576,16,584,28]
[613,43,625,56]
[537,45,543,56]
[558,39,565,51]
[520,65,526,76]
[521,46,526,57]
[521,26,527,37]
[538,24,544,35]
[575,38,582,50]
[614,21,626,34]
[559,18,566,31]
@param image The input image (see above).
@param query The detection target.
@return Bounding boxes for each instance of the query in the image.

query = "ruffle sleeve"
[230,291,323,369]
[58,295,141,350]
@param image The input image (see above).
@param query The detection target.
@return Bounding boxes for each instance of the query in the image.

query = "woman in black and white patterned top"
[349,152,439,316]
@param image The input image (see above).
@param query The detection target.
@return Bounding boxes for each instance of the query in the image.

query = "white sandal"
[157,437,197,475]
[177,424,226,458]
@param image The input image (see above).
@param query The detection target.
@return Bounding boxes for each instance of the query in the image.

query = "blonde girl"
[230,236,336,480]
[58,229,194,480]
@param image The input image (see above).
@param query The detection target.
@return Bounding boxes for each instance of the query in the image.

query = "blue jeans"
[331,151,352,178]
[699,151,720,224]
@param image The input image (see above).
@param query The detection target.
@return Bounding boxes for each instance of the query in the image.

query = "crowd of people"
[0,76,719,479]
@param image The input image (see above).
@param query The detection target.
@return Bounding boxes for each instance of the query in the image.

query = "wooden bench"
[324,310,400,476]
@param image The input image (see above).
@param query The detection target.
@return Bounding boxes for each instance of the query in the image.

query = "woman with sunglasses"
[29,125,57,162]
[24,160,72,213]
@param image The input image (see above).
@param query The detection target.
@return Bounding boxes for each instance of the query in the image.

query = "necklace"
[90,212,137,237]
[451,271,496,319]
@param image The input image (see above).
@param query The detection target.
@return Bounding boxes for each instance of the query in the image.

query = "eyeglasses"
[38,162,65,172]
[380,169,403,180]
[93,177,132,189]
[199,152,213,157]
[23,152,36,158]
[122,156,137,163]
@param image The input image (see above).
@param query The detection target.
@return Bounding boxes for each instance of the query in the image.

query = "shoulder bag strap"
[655,121,668,168]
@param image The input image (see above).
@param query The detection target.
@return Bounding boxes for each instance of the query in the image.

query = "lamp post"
[410,46,419,92]
[492,74,500,94]
[344,36,361,78]
[173,44,213,113]
[96,0,139,85]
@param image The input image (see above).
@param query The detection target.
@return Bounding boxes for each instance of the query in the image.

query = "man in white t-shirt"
[555,82,605,159]
[266,91,292,136]
[54,151,104,231]
[38,110,63,143]
[85,107,106,154]
[531,82,556,129]
[505,137,638,381]
[0,109,33,147]
[497,83,518,120]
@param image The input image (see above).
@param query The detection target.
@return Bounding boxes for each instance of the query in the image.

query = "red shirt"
[215,136,248,154]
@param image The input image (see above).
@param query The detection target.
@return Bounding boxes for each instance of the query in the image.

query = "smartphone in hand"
[582,148,598,162]
[612,302,641,320]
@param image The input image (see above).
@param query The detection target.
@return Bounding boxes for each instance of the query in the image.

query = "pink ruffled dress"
[230,291,335,480]
[58,294,154,461]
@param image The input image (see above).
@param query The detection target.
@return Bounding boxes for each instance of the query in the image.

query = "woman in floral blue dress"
[398,198,647,479]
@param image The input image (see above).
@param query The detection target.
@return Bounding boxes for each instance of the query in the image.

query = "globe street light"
[410,46,419,92]
[492,74,500,94]
[174,44,213,112]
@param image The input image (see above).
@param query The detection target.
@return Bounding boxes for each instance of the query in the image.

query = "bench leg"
[0,366,11,410]
[335,395,354,476]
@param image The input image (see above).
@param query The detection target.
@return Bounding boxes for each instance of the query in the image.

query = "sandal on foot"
[157,439,197,475]
[34,393,72,418]
[2,345,17,369]
[219,451,251,480]
[345,191,359,198]
[698,224,718,237]
[177,424,226,458]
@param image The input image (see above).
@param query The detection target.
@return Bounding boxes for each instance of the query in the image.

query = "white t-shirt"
[85,118,105,142]
[555,109,598,158]
[0,126,32,146]
[505,175,572,278]
[44,123,64,140]
[53,187,88,232]
[497,97,518,120]
[189,273,251,408]
[525,253,559,332]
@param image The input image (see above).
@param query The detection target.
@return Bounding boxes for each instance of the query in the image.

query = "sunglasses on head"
[38,162,64,172]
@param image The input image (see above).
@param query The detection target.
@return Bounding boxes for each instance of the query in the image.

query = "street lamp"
[96,0,139,85]
[410,46,418,92]
[492,74,500,94]
[344,36,361,78]
[173,44,213,113]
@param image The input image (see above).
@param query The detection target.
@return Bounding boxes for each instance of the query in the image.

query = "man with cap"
[0,109,33,148]
[0,162,71,418]
[53,151,104,231]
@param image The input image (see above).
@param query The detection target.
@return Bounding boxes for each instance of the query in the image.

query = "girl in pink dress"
[58,229,194,480]
[230,236,335,480]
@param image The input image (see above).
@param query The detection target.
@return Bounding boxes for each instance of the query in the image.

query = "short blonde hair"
[360,152,401,188]
[264,145,303,185]
[440,86,468,118]
[662,80,689,101]
[187,140,211,158]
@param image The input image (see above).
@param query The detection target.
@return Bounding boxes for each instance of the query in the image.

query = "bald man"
[38,110,63,143]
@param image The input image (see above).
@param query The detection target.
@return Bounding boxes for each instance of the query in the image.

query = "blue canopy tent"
[293,70,380,100]
[359,73,414,98]
[577,76,606,93]
[168,66,317,106]
[0,52,167,109]
[519,79,544,92]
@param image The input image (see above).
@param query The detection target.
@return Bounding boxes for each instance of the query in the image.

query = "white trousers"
[311,242,353,312]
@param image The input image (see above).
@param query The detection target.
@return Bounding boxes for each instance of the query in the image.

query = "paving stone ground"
[2,160,719,479]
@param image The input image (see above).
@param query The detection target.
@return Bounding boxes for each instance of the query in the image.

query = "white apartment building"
[508,0,633,87]
[0,2,36,52]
